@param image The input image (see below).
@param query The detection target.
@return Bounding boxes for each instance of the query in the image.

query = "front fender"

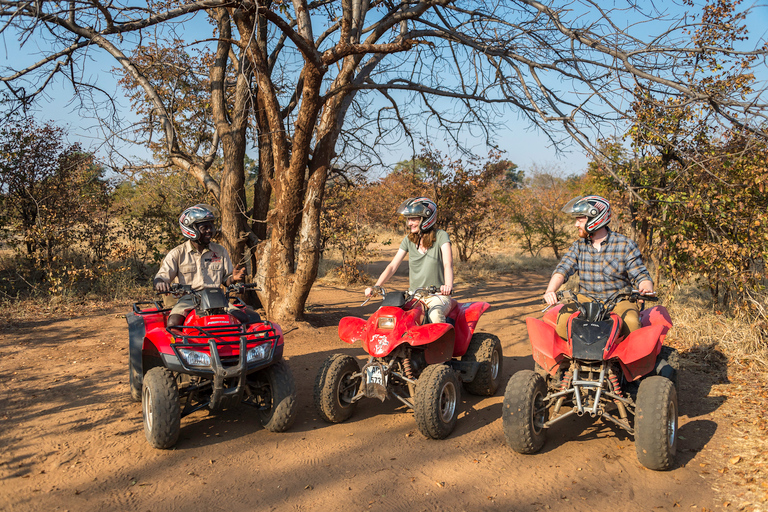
[339,316,367,344]
[526,317,570,375]
[607,324,664,381]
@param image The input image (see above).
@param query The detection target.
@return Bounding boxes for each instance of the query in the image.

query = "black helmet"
[562,195,611,233]
[179,204,218,241]
[396,197,437,232]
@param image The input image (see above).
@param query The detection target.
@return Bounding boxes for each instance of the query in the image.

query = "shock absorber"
[402,358,415,380]
[553,368,573,414]
[608,372,622,397]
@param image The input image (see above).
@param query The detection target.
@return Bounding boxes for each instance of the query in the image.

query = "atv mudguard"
[605,324,664,381]
[639,305,673,344]
[338,316,367,344]
[401,323,456,364]
[451,301,491,357]
[526,317,570,375]
[126,312,147,392]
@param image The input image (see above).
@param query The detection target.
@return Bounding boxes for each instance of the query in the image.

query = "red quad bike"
[314,286,503,439]
[126,283,297,449]
[502,289,680,471]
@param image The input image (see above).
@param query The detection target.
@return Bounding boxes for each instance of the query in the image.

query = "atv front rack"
[167,323,280,413]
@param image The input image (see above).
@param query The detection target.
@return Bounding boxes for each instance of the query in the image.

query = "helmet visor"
[396,198,419,217]
[561,196,593,217]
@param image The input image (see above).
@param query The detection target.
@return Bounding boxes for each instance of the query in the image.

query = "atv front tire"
[250,360,297,432]
[414,364,460,439]
[142,367,180,449]
[502,370,548,454]
[635,376,678,471]
[461,332,503,396]
[314,354,361,423]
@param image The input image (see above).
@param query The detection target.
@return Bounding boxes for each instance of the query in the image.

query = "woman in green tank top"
[364,198,455,323]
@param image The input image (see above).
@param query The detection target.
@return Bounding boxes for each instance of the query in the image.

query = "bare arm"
[544,273,566,305]
[365,248,407,296]
[440,242,454,295]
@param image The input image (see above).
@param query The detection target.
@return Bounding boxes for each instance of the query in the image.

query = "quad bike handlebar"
[544,288,658,322]
[361,285,442,307]
[158,282,260,298]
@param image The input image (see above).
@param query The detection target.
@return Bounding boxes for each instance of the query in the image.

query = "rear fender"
[402,323,455,364]
[338,316,367,344]
[606,324,664,381]
[126,313,146,389]
[527,317,570,375]
[451,302,490,356]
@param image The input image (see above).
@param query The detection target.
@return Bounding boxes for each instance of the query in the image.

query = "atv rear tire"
[142,367,180,449]
[414,364,460,439]
[251,360,297,432]
[314,354,361,423]
[635,376,677,471]
[129,355,142,402]
[461,332,503,396]
[502,370,548,454]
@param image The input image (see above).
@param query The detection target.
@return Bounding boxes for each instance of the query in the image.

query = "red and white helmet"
[397,197,437,232]
[179,204,217,240]
[562,195,611,233]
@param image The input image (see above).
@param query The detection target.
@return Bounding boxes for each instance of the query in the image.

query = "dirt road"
[0,265,729,511]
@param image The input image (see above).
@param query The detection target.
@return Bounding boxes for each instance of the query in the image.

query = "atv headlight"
[377,316,395,330]
[247,343,270,363]
[178,348,211,367]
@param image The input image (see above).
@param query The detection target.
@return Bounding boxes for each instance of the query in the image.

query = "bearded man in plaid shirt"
[543,195,654,339]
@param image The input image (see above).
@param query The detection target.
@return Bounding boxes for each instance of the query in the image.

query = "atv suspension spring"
[402,358,415,380]
[561,369,572,391]
[608,373,622,397]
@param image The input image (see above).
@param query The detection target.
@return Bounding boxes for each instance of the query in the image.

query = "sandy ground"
[0,258,740,511]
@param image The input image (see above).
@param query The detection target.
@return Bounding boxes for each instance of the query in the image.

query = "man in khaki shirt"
[153,204,245,326]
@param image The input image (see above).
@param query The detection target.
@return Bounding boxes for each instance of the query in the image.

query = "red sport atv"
[126,283,297,449]
[502,289,679,470]
[314,286,502,439]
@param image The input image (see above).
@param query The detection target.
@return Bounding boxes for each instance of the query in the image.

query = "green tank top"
[399,229,451,290]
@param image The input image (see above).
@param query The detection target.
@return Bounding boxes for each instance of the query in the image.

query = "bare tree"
[2,0,767,321]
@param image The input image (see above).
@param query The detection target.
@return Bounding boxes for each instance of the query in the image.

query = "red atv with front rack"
[126,283,297,448]
[314,286,503,439]
[502,289,679,470]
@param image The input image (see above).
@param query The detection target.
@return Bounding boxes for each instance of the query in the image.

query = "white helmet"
[179,204,217,240]
[396,197,437,232]
[562,195,611,233]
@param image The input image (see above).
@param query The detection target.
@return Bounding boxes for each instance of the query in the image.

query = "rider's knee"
[167,313,186,327]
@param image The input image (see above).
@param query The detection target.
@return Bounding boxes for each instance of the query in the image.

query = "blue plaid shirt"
[553,229,652,300]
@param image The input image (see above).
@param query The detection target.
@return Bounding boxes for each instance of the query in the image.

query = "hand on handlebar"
[155,280,170,293]
[543,290,559,306]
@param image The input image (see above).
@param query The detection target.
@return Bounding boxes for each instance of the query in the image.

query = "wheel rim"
[667,400,677,446]
[531,389,547,434]
[143,386,154,432]
[337,371,357,406]
[439,381,457,423]
[490,349,500,380]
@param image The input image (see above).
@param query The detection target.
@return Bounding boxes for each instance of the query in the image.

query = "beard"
[577,227,589,239]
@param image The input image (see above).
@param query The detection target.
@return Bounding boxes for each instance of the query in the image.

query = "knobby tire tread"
[462,332,503,396]
[502,370,547,454]
[257,360,298,432]
[313,354,359,423]
[414,364,460,440]
[143,367,180,449]
[635,376,677,471]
